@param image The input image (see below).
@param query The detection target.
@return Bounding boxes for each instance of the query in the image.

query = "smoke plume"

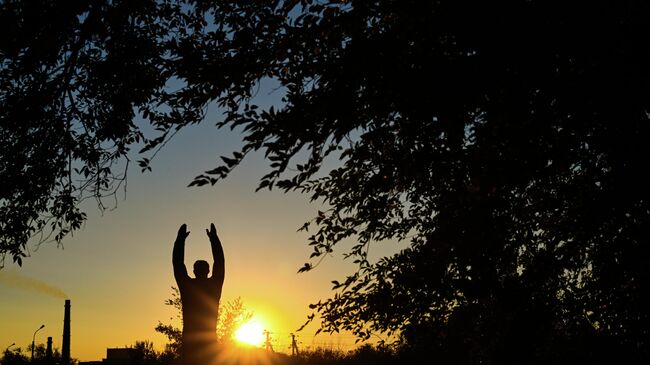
[0,270,68,299]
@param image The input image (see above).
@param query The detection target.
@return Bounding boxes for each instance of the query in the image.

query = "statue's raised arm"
[206,223,225,283]
[173,224,190,283]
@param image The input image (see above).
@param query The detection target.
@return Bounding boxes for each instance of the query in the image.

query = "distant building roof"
[79,348,138,365]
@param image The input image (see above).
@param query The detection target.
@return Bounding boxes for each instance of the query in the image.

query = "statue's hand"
[177,224,190,240]
[206,223,218,242]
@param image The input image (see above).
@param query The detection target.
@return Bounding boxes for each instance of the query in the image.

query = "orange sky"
[0,119,400,361]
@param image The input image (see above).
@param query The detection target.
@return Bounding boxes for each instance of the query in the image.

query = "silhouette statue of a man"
[173,223,225,365]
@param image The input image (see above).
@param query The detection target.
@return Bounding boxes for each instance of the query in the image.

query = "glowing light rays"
[234,319,265,347]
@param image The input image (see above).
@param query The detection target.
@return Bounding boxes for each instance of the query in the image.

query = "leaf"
[220,156,237,167]
[188,177,210,187]
[297,222,311,232]
[297,263,312,273]
[255,179,271,192]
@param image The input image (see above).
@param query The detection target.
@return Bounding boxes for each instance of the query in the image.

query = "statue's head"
[193,260,210,279]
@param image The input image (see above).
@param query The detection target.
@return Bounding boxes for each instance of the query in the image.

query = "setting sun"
[234,319,266,347]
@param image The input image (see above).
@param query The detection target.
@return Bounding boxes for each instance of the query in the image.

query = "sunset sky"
[0,85,402,361]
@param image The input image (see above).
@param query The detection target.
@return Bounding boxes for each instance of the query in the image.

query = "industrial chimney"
[61,299,71,365]
[46,336,53,363]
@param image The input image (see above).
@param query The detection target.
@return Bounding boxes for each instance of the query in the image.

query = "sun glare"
[234,320,265,347]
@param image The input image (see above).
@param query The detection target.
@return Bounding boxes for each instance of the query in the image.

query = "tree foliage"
[0,0,185,265]
[1,345,61,365]
[0,348,28,365]
[2,0,650,362]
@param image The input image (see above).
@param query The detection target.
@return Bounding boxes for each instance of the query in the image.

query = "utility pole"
[263,330,274,352]
[290,333,300,356]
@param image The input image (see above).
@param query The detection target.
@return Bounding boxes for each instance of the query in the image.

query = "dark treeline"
[1,343,394,365]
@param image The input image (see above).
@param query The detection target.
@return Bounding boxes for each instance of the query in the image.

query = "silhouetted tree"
[216,297,253,346]
[0,345,61,365]
[131,341,159,365]
[3,1,650,363]
[155,286,184,360]
[30,343,61,365]
[0,0,192,266]
[0,348,28,365]
[169,1,650,363]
